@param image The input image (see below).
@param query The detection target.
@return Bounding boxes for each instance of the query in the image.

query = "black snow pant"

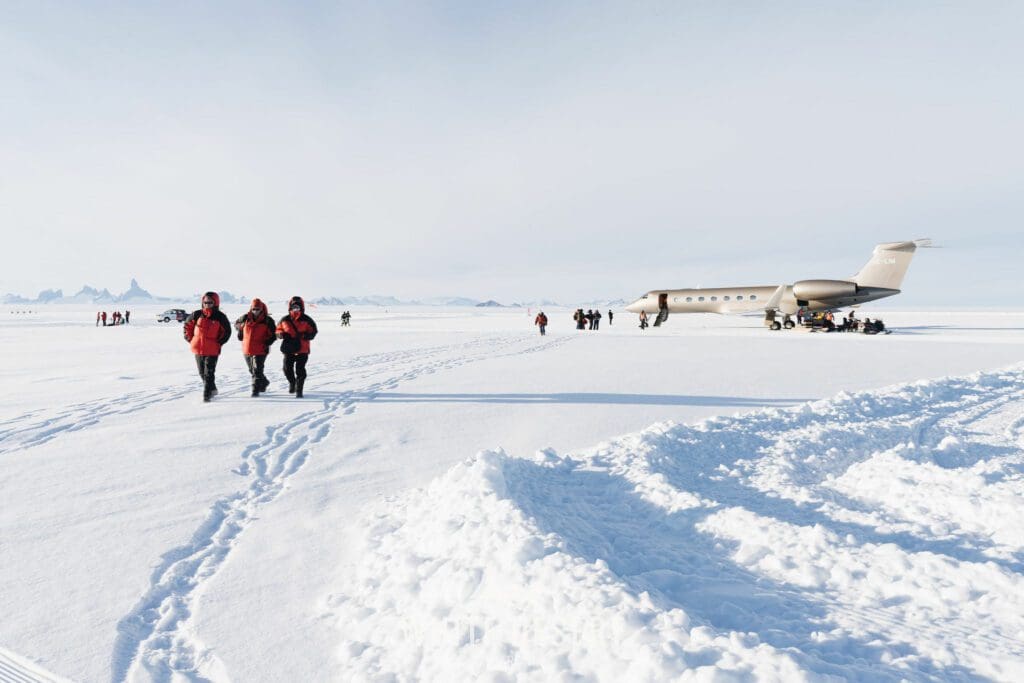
[245,354,269,393]
[195,355,219,400]
[539,325,546,336]
[283,353,309,396]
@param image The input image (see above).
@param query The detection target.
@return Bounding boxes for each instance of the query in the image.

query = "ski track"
[110,333,570,682]
[0,384,198,455]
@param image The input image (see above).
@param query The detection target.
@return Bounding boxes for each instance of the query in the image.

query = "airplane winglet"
[764,285,786,310]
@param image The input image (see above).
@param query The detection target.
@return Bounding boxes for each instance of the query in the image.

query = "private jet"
[625,239,931,330]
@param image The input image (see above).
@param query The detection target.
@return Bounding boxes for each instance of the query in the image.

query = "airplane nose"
[625,298,643,313]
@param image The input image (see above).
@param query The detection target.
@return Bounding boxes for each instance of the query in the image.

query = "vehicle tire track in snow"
[0,384,198,455]
[111,333,569,682]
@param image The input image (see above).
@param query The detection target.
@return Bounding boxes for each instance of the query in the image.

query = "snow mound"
[327,365,1024,680]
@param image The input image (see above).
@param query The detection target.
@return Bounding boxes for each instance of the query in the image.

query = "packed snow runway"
[2,306,1024,681]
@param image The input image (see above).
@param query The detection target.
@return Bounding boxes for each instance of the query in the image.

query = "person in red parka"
[184,291,232,402]
[235,297,276,397]
[534,311,548,336]
[275,295,318,398]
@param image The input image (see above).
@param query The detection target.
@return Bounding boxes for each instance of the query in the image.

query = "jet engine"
[791,279,858,301]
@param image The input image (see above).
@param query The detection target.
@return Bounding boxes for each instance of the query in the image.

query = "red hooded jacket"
[184,291,232,356]
[235,298,277,356]
[276,296,318,355]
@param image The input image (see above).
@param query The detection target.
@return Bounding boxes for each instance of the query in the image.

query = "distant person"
[592,309,601,330]
[125,310,130,324]
[586,309,595,330]
[534,310,548,336]
[574,309,586,330]
[639,310,648,330]
[276,296,318,398]
[235,298,276,397]
[96,311,101,327]
[101,311,107,326]
[184,291,232,402]
[607,310,613,325]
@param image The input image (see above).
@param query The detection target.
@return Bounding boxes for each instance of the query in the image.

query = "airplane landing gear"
[766,311,794,330]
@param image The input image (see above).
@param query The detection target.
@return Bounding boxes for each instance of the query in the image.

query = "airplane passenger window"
[698,296,705,302]
[686,297,693,302]
[750,295,757,300]
[710,296,717,301]
[737,295,743,300]
[723,296,730,301]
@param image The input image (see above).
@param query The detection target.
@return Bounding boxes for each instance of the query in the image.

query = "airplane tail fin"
[852,239,931,290]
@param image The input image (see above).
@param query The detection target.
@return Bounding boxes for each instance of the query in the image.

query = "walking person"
[608,310,613,325]
[592,309,601,330]
[101,311,107,326]
[639,310,649,330]
[276,296,318,398]
[184,291,232,402]
[235,298,276,397]
[96,311,100,326]
[534,310,548,336]
[125,310,130,324]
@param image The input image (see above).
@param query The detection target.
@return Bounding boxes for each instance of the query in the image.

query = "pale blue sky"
[2,2,1021,305]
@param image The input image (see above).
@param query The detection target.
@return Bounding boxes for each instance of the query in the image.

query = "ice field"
[2,304,1024,681]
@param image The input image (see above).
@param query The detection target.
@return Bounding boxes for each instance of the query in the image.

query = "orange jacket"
[184,291,232,356]
[235,298,276,356]
[276,296,318,355]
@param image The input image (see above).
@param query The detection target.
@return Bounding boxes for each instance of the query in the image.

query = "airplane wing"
[764,285,786,311]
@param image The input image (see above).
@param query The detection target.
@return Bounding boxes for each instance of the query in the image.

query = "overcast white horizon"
[2,2,1022,306]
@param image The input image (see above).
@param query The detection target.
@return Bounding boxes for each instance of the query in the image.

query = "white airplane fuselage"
[625,285,900,316]
[623,240,928,325]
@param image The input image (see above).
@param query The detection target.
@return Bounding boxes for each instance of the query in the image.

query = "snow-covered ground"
[2,305,1023,681]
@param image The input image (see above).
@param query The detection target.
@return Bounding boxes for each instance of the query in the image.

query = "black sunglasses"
[289,304,302,311]
[202,300,215,306]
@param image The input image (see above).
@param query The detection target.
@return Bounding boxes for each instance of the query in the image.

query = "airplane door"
[654,293,669,326]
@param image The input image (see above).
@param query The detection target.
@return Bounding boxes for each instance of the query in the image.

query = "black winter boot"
[295,379,304,398]
[288,381,296,394]
[251,385,259,397]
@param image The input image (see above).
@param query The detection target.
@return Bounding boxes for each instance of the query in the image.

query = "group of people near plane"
[184,292,318,402]
[798,309,886,333]
[572,308,612,331]
[96,310,130,326]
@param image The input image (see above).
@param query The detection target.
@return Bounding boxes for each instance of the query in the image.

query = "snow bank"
[327,365,1024,681]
